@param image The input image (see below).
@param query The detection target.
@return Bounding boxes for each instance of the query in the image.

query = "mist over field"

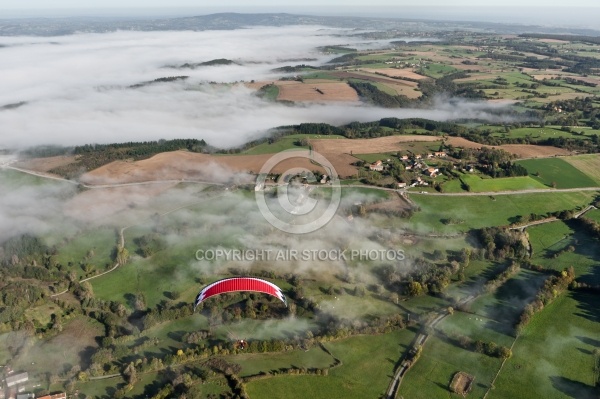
[0,26,513,150]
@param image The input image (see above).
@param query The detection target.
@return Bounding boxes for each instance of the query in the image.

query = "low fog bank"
[0,26,516,150]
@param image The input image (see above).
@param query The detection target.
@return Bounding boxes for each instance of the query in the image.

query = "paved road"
[410,186,600,196]
[5,164,599,197]
[4,165,224,189]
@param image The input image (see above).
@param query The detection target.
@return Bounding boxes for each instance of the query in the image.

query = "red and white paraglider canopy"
[194,277,287,310]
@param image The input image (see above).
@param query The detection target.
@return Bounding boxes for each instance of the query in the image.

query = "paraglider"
[194,277,287,310]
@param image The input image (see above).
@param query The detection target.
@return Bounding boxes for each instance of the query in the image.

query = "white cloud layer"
[0,26,510,150]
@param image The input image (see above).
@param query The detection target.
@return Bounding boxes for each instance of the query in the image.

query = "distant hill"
[1,12,600,37]
[129,75,189,89]
[176,58,237,69]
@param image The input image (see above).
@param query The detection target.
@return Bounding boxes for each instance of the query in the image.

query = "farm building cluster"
[0,371,65,399]
[367,150,450,188]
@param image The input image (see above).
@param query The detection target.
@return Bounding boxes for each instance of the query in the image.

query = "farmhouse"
[434,151,447,157]
[401,155,409,161]
[425,167,439,177]
[369,160,384,171]
[397,182,407,188]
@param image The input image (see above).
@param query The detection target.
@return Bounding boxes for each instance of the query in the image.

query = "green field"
[468,269,547,336]
[54,227,117,278]
[420,63,459,78]
[0,168,64,188]
[517,158,598,188]
[488,126,593,140]
[246,329,415,399]
[443,174,548,193]
[584,208,600,222]
[259,84,279,101]
[230,346,334,377]
[399,333,503,398]
[409,191,596,233]
[489,292,600,399]
[400,269,549,399]
[527,220,600,283]
[77,375,127,399]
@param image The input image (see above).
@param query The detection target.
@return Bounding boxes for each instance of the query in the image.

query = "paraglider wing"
[194,277,287,310]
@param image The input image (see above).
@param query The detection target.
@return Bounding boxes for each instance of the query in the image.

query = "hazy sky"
[1,0,598,9]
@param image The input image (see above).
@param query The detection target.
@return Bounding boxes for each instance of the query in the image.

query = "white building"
[6,373,28,388]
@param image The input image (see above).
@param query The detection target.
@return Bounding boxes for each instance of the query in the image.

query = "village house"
[369,160,384,171]
[396,182,407,188]
[425,167,439,177]
[434,151,447,157]
[410,177,429,187]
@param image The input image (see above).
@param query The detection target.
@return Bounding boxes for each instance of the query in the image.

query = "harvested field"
[311,136,442,155]
[276,81,359,102]
[446,137,572,158]
[79,138,573,186]
[317,152,359,178]
[537,38,569,43]
[449,371,475,395]
[361,68,428,80]
[311,136,443,177]
[499,144,572,158]
[486,99,520,104]
[331,70,423,98]
[244,80,358,102]
[14,155,77,173]
[81,150,327,184]
[564,154,600,183]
